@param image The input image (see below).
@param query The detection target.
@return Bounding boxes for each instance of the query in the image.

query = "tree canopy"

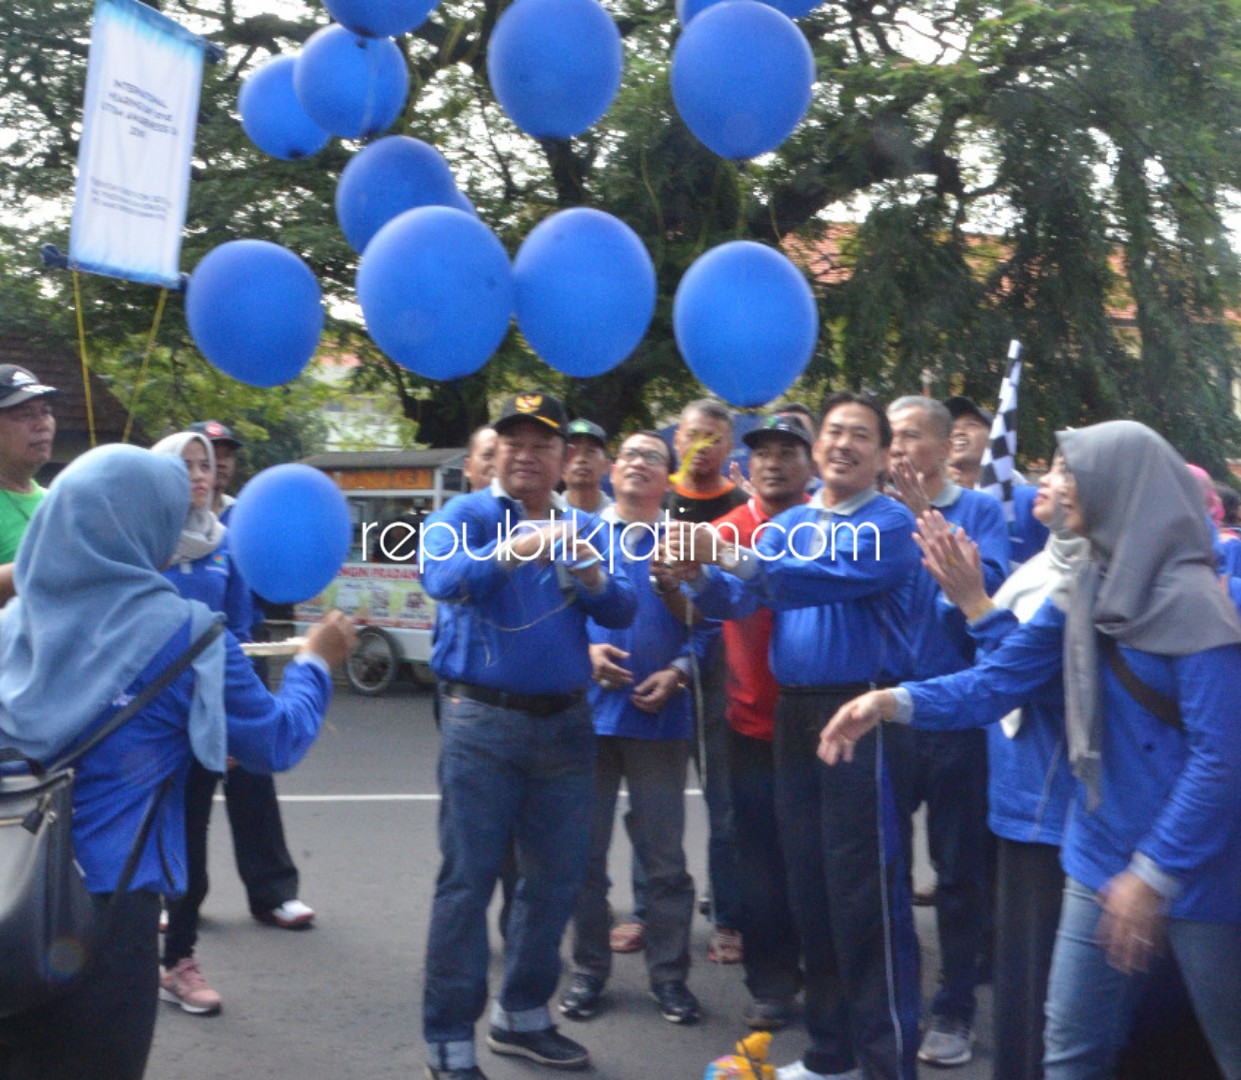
[3,0,1241,471]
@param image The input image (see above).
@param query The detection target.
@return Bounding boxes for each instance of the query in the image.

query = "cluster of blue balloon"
[195,0,824,404]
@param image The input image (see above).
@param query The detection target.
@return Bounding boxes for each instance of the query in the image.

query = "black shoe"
[558,973,604,1020]
[743,997,792,1031]
[651,980,701,1024]
[424,1066,488,1080]
[485,1026,590,1070]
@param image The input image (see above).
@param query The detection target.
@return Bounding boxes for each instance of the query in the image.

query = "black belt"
[780,682,896,698]
[442,681,586,717]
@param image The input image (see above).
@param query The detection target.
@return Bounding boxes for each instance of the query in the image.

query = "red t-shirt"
[712,495,808,740]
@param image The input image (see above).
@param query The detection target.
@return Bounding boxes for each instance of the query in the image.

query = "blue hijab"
[0,444,226,770]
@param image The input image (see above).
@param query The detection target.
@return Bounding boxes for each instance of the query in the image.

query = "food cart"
[295,448,466,695]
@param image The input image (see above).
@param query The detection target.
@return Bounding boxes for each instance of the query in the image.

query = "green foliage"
[2,0,1241,468]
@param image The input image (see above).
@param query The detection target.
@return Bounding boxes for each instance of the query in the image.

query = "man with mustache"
[0,364,59,604]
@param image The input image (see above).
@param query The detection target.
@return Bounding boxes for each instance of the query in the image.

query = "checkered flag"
[979,340,1023,523]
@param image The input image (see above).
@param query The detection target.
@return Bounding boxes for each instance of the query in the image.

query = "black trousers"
[0,890,161,1080]
[728,726,801,1003]
[775,691,920,1080]
[164,757,299,965]
[993,837,1064,1080]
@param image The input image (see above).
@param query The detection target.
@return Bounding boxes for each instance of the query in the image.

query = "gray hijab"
[1058,421,1241,807]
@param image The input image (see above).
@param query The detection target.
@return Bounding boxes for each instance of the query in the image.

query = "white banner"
[69,0,207,287]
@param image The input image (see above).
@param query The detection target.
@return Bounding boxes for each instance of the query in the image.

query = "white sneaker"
[775,1064,861,1080]
[918,1016,975,1066]
[254,898,315,929]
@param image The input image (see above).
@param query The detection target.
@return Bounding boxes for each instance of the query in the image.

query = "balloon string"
[72,269,97,449]
[638,147,665,268]
[668,431,720,486]
[123,287,168,445]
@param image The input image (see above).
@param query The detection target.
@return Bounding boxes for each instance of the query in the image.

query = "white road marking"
[213,790,706,802]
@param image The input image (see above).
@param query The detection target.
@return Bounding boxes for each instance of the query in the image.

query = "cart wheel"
[346,628,401,696]
[410,661,437,690]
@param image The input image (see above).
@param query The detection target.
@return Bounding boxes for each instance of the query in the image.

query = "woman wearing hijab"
[911,458,1085,1080]
[819,421,1241,1079]
[0,445,354,1079]
[150,431,253,1014]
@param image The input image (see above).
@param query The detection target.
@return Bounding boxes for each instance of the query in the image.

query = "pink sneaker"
[160,957,222,1015]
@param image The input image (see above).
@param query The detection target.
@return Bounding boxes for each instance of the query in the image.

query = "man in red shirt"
[713,412,817,1030]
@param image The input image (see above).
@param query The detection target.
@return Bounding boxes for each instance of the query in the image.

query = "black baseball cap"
[744,413,814,451]
[188,420,242,448]
[0,365,58,409]
[943,396,995,427]
[493,392,568,437]
[566,419,607,448]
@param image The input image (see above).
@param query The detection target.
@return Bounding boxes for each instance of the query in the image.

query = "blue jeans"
[423,694,596,1072]
[1044,879,1241,1080]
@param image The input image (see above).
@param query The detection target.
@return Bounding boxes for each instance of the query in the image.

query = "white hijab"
[150,432,225,564]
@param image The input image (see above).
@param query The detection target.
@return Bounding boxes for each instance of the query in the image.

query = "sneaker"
[775,1064,861,1080]
[254,898,315,929]
[707,926,744,964]
[743,997,793,1031]
[159,957,222,1015]
[651,980,701,1024]
[558,973,604,1020]
[918,1016,976,1066]
[424,1067,488,1080]
[485,1026,590,1070]
[609,918,646,953]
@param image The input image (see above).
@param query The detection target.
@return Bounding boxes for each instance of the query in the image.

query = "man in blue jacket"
[418,391,637,1080]
[559,430,713,1027]
[886,396,1011,1067]
[665,392,923,1080]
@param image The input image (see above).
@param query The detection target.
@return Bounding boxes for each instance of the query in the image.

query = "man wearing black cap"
[715,413,816,1032]
[187,420,316,932]
[419,391,637,1080]
[188,419,243,518]
[943,397,993,491]
[563,419,613,515]
[943,396,1048,566]
[0,365,59,603]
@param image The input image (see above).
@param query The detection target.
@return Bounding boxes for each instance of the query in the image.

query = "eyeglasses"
[617,447,669,468]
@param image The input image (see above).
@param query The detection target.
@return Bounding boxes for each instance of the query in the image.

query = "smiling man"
[561,430,710,1028]
[0,364,58,602]
[419,390,637,1080]
[666,392,924,1080]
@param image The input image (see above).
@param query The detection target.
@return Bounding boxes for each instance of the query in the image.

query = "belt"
[442,681,586,718]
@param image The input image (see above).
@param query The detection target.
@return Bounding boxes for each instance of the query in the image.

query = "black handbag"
[0,619,223,1018]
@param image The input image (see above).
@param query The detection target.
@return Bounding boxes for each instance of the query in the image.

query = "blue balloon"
[336,136,461,253]
[448,188,479,218]
[673,241,818,406]
[678,0,820,22]
[229,464,352,605]
[514,208,655,377]
[186,240,324,387]
[325,0,439,37]
[357,207,514,380]
[671,1,814,160]
[294,26,408,140]
[238,56,331,160]
[487,0,623,140]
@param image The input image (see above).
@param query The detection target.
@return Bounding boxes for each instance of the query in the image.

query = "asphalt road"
[147,677,993,1080]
